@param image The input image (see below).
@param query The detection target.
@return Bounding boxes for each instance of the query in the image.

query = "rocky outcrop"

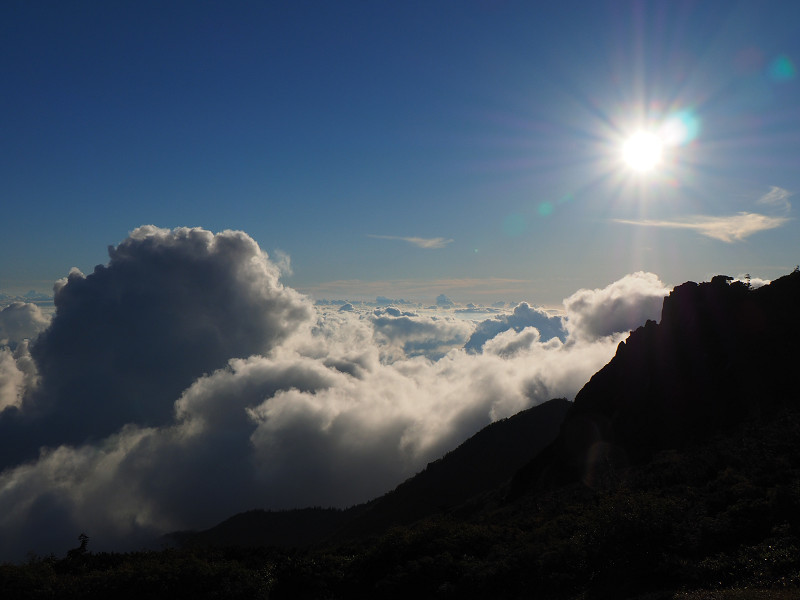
[512,271,800,494]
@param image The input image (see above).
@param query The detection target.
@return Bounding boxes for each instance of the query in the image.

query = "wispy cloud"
[757,186,792,214]
[613,212,790,243]
[614,186,792,243]
[367,234,453,249]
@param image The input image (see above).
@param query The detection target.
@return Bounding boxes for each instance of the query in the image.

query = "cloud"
[271,249,294,276]
[482,326,548,358]
[613,212,790,242]
[0,342,38,411]
[0,231,674,560]
[464,302,566,353]
[563,272,669,341]
[369,308,473,360]
[436,293,454,307]
[0,302,50,347]
[734,274,770,289]
[367,234,454,249]
[1,226,312,468]
[613,187,792,243]
[756,186,792,214]
[375,296,412,305]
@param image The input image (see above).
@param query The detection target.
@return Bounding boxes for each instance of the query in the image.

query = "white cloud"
[756,186,792,214]
[734,274,770,289]
[370,308,473,360]
[0,321,624,557]
[465,302,566,353]
[0,228,677,560]
[613,212,789,242]
[563,272,669,341]
[2,225,312,469]
[367,234,454,249]
[436,293,454,307]
[613,187,792,242]
[0,302,50,346]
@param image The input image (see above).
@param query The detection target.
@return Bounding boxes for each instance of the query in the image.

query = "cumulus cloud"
[563,272,669,341]
[0,229,677,561]
[0,302,50,347]
[367,234,454,249]
[436,293,454,307]
[1,226,312,468]
[464,302,566,353]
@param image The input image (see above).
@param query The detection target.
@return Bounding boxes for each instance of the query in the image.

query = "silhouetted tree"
[66,533,90,560]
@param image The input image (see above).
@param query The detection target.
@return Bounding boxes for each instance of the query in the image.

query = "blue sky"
[3,0,799,304]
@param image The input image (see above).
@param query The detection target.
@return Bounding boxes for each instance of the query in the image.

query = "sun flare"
[622,131,664,173]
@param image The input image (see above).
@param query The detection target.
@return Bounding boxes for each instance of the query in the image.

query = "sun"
[621,131,664,173]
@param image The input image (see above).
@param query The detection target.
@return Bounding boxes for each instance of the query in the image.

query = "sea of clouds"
[0,226,671,560]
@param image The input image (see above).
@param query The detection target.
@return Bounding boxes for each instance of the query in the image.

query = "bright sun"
[622,131,664,173]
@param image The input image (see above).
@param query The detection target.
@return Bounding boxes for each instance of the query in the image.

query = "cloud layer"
[0,226,672,560]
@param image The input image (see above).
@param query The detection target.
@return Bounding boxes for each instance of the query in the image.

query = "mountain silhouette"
[511,270,800,494]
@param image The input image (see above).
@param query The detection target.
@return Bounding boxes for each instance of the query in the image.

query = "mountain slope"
[173,397,570,548]
[337,397,571,538]
[511,270,800,495]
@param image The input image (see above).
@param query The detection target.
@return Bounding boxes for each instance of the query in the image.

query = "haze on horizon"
[1,0,799,560]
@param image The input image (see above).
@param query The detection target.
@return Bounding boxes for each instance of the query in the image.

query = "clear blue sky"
[3,0,799,303]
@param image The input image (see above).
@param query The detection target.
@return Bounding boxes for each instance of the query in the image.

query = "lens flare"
[660,110,700,146]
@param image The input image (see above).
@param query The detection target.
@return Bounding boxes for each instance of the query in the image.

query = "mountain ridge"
[511,270,800,495]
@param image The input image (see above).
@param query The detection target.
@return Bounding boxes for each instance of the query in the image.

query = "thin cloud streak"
[367,234,454,249]
[613,212,790,242]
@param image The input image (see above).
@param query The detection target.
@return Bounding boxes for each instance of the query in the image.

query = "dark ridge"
[511,270,800,496]
[337,397,570,538]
